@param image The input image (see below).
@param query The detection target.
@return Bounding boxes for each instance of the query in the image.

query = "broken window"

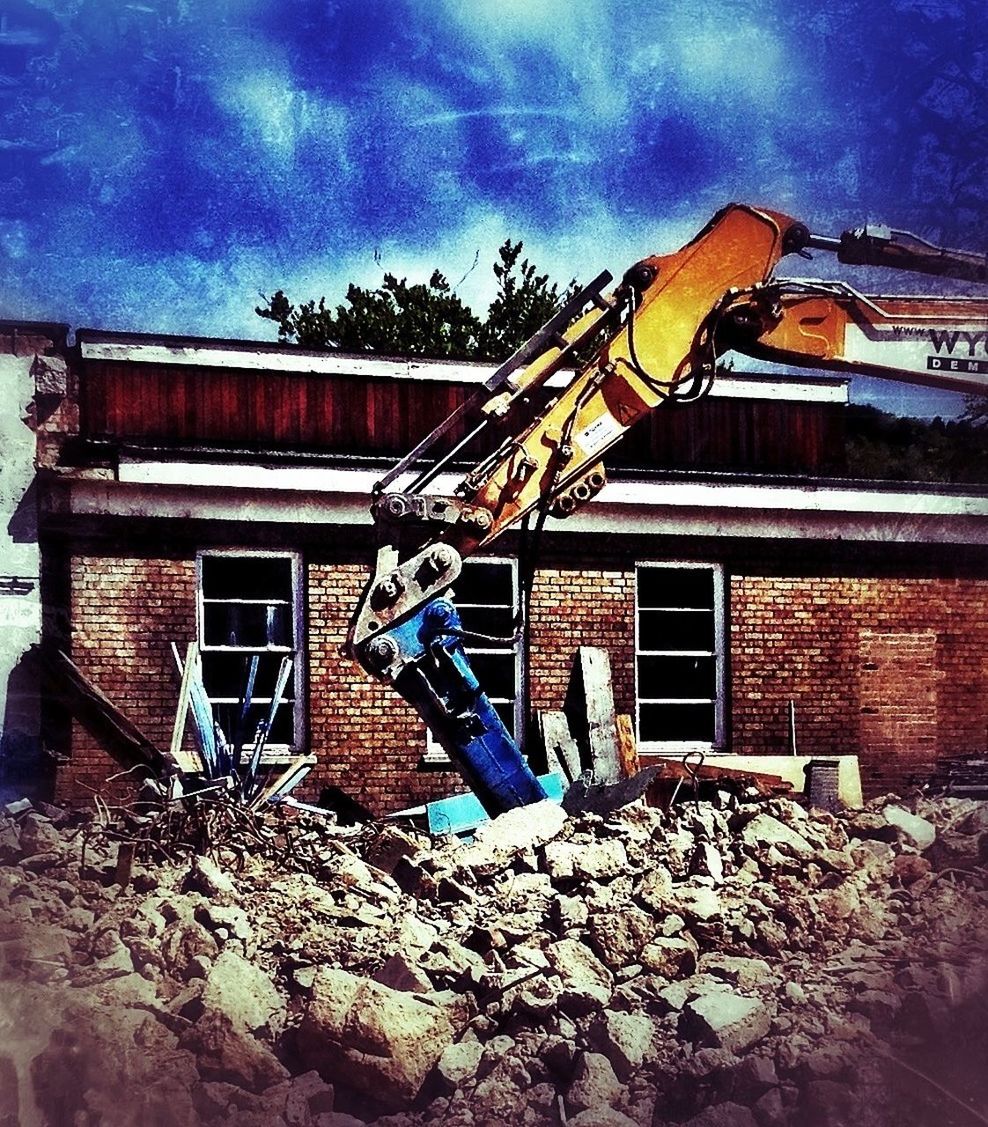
[636,563,725,751]
[197,551,302,759]
[421,557,522,767]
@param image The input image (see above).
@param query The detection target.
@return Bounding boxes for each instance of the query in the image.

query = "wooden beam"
[564,646,620,786]
[537,710,582,783]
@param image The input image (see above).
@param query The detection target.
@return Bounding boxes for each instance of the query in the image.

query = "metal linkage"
[361,596,547,817]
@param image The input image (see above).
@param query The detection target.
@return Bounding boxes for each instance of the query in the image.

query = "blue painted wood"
[426,772,565,836]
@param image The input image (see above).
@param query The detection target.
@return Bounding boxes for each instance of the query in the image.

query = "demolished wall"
[1,788,986,1126]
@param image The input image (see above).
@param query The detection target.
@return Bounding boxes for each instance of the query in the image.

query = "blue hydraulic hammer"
[359,594,548,817]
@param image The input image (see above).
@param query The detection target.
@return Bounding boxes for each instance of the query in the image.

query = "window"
[636,563,725,751]
[197,551,303,760]
[422,557,523,766]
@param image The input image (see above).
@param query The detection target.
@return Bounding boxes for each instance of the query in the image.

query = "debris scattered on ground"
[2,787,987,1126]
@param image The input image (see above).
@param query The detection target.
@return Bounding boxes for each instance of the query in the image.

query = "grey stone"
[458,800,568,872]
[634,866,674,911]
[690,842,725,883]
[184,855,238,899]
[573,839,629,882]
[784,982,807,1006]
[32,354,69,395]
[179,1010,289,1093]
[543,840,585,881]
[436,1039,484,1086]
[740,814,814,858]
[698,955,774,991]
[587,1010,653,1078]
[372,953,433,994]
[640,938,697,979]
[682,1102,758,1127]
[567,1109,641,1127]
[551,893,589,932]
[883,805,936,850]
[752,1087,788,1127]
[201,948,286,1038]
[588,906,655,969]
[682,992,772,1054]
[566,1052,622,1114]
[669,885,722,922]
[298,967,459,1110]
[546,938,613,1015]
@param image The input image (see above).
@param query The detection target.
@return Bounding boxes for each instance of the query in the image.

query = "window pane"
[203,602,292,648]
[492,700,516,735]
[638,567,713,610]
[200,653,296,701]
[470,652,516,699]
[457,605,516,641]
[638,655,716,699]
[202,556,293,601]
[639,609,714,652]
[451,563,513,606]
[639,702,715,742]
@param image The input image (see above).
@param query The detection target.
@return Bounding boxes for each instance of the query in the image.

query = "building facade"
[4,323,987,809]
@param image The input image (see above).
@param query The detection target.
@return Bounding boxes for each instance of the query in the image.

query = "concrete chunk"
[298,967,459,1109]
[682,992,773,1054]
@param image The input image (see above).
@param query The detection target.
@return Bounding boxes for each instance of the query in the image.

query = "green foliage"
[845,405,988,484]
[256,270,481,358]
[256,242,571,361]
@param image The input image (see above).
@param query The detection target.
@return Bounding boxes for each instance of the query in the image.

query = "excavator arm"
[345,203,988,817]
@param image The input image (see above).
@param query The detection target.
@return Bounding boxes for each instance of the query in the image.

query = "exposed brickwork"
[61,555,196,802]
[528,565,637,721]
[305,562,461,815]
[731,576,988,796]
[57,550,988,809]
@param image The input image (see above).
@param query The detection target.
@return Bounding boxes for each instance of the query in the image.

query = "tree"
[255,241,572,362]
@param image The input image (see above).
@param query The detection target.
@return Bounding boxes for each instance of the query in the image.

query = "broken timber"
[563,646,621,785]
[41,646,179,779]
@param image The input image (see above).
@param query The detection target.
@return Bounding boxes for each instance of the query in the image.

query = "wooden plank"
[538,710,582,783]
[426,773,566,836]
[616,713,639,779]
[168,641,204,774]
[564,646,621,786]
[42,647,174,777]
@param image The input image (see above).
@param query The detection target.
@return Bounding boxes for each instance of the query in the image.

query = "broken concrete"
[1,789,987,1126]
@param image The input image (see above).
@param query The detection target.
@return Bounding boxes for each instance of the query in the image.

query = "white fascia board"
[97,461,988,544]
[81,339,847,404]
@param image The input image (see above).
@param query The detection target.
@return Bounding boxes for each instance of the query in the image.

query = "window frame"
[195,549,305,761]
[635,561,726,754]
[421,555,524,768]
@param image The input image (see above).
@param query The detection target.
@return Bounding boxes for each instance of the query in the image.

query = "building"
[2,321,986,810]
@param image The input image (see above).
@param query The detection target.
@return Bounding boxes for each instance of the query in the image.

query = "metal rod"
[376,271,612,491]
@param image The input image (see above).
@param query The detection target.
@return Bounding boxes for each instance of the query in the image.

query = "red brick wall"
[528,566,637,719]
[58,551,988,808]
[730,576,988,794]
[60,555,196,802]
[305,562,462,814]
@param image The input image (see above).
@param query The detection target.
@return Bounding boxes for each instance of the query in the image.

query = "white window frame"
[635,561,726,754]
[196,549,304,761]
[421,555,524,767]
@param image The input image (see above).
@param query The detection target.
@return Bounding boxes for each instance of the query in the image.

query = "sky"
[1,0,986,417]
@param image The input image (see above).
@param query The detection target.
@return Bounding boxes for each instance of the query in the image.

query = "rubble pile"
[2,789,988,1127]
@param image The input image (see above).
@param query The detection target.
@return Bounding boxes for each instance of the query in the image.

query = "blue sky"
[1,0,986,416]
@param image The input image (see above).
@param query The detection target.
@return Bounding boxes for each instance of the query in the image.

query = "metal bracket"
[349,542,464,665]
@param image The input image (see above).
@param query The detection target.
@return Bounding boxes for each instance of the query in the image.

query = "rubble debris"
[2,789,988,1125]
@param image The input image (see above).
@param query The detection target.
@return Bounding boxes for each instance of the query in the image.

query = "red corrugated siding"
[80,361,845,474]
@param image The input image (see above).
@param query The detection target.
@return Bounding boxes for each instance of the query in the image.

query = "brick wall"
[61,554,196,802]
[730,575,988,794]
[58,549,988,808]
[528,565,637,720]
[306,562,462,814]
